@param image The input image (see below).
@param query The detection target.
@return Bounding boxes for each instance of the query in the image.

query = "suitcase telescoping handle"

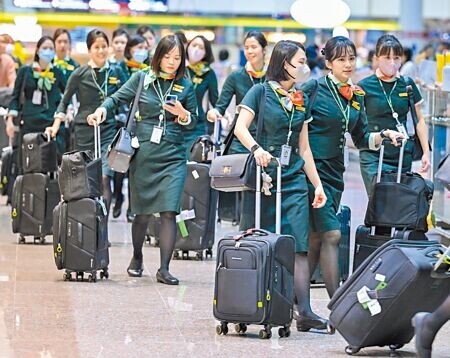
[255,158,282,234]
[376,137,406,184]
[212,116,222,158]
[93,123,101,160]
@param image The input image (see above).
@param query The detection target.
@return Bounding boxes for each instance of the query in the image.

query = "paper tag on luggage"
[176,209,196,222]
[357,286,371,304]
[367,299,382,316]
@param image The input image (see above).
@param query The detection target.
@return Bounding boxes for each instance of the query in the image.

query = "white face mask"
[5,43,14,55]
[287,62,311,84]
[188,47,205,63]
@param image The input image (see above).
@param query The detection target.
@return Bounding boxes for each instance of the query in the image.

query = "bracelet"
[379,129,388,139]
[250,144,260,154]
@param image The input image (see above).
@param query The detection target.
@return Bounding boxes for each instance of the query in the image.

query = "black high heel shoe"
[127,257,143,277]
[412,312,432,358]
[294,311,328,332]
[126,208,135,223]
[156,269,179,285]
[112,195,124,218]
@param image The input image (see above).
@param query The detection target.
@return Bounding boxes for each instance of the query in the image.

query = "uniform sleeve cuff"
[369,132,380,151]
[54,112,66,121]
[305,116,313,124]
[99,107,107,123]
[8,109,18,117]
[236,104,255,116]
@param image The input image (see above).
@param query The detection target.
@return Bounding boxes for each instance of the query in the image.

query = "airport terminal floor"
[1,150,449,357]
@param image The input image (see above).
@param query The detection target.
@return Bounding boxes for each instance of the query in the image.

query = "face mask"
[133,49,148,64]
[378,58,401,77]
[38,48,55,64]
[188,47,205,63]
[5,44,14,55]
[287,62,310,83]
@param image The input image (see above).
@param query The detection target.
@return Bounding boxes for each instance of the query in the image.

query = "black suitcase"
[173,162,218,260]
[1,145,18,199]
[214,163,295,339]
[11,172,60,244]
[311,205,351,284]
[328,239,450,355]
[21,132,58,174]
[53,198,109,282]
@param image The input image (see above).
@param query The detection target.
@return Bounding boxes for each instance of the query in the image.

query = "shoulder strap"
[222,83,265,155]
[126,71,145,133]
[308,79,319,109]
[18,67,29,111]
[404,76,419,130]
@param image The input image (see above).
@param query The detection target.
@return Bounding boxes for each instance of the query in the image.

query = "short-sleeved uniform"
[302,77,372,232]
[358,75,422,194]
[215,67,264,154]
[56,63,127,176]
[102,71,198,214]
[183,65,218,153]
[8,64,66,154]
[239,82,312,253]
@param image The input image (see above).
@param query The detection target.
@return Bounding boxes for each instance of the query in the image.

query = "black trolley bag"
[11,134,60,244]
[327,239,450,356]
[354,139,433,270]
[53,125,109,282]
[214,161,295,339]
[172,118,221,260]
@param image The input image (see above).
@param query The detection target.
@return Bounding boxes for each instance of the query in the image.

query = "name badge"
[150,126,163,144]
[395,123,409,139]
[32,90,42,105]
[280,144,291,166]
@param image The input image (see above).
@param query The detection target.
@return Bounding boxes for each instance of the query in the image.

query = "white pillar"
[399,0,424,51]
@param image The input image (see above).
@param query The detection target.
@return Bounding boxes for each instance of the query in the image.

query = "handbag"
[189,135,215,163]
[210,84,265,192]
[107,72,145,173]
[435,154,450,190]
[21,132,57,174]
[405,78,432,161]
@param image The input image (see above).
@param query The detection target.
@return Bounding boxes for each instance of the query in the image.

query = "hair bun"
[320,48,325,56]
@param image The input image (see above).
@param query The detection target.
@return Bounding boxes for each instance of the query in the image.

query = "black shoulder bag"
[107,71,145,173]
[405,78,431,161]
[210,84,265,192]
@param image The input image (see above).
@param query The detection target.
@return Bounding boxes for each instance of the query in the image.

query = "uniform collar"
[88,60,110,71]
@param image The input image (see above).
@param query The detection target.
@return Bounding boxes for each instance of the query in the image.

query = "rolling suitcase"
[0,144,18,199]
[52,125,109,282]
[214,161,295,339]
[328,239,450,355]
[311,205,351,284]
[11,172,60,244]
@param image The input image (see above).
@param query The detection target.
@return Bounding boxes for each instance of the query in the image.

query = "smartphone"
[165,94,178,106]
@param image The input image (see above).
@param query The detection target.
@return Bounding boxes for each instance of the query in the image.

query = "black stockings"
[294,253,316,317]
[421,295,450,349]
[102,176,112,216]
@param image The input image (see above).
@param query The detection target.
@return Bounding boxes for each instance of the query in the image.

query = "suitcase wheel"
[33,236,45,245]
[345,345,360,355]
[76,272,84,282]
[100,269,109,280]
[182,251,189,260]
[234,323,247,335]
[196,251,204,261]
[18,235,25,244]
[216,322,228,335]
[173,250,180,260]
[205,248,213,259]
[88,272,97,283]
[63,272,72,281]
[278,326,290,338]
[389,344,404,351]
[259,325,272,339]
[327,323,336,335]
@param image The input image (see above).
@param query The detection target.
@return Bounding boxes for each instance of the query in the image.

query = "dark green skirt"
[308,157,345,233]
[129,139,186,215]
[240,158,310,253]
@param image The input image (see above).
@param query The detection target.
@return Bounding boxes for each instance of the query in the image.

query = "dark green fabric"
[301,76,370,232]
[57,63,127,176]
[239,82,311,253]
[9,65,66,154]
[358,74,422,194]
[216,67,264,154]
[102,72,198,214]
[183,67,218,152]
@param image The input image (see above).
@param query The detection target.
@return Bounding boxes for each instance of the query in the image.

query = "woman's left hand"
[312,184,327,209]
[163,101,187,117]
[420,153,431,172]
[386,130,404,146]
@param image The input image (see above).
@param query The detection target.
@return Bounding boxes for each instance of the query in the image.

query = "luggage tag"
[32,90,42,105]
[280,144,291,166]
[150,126,163,144]
[395,123,409,139]
[367,299,382,316]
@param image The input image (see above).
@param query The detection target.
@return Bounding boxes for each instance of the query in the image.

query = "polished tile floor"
[0,151,449,358]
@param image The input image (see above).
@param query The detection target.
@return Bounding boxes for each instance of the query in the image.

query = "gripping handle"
[377,138,406,184]
[255,158,282,234]
[93,123,101,160]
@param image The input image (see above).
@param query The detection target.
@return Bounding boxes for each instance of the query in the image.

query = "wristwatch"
[250,144,260,154]
[380,129,388,139]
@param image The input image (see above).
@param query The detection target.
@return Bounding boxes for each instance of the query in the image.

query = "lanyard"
[378,78,400,124]
[91,68,109,102]
[152,78,174,133]
[269,83,295,145]
[325,77,350,133]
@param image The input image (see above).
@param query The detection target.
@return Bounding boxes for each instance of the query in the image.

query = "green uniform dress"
[215,67,264,154]
[302,77,373,232]
[8,63,66,154]
[239,82,312,253]
[56,62,127,177]
[183,64,218,154]
[101,71,198,215]
[53,57,79,84]
[358,75,422,194]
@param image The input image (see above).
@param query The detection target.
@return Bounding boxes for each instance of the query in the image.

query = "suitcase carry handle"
[233,228,270,241]
[255,158,282,234]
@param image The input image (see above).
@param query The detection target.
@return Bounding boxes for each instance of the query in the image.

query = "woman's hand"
[45,125,60,138]
[312,184,327,208]
[162,101,187,118]
[5,117,15,139]
[385,129,404,146]
[207,108,221,123]
[253,147,272,167]
[420,153,431,173]
[86,108,104,126]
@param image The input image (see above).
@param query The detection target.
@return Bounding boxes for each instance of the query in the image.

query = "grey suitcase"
[213,161,295,339]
